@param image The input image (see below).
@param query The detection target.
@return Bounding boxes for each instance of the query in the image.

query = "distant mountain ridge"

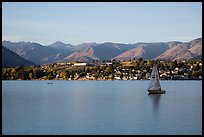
[114,42,171,60]
[156,38,202,61]
[47,41,73,50]
[2,37,202,65]
[2,46,35,68]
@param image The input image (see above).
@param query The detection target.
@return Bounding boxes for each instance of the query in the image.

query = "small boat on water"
[147,64,166,94]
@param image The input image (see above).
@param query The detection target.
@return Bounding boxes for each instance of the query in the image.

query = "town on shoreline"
[2,59,202,81]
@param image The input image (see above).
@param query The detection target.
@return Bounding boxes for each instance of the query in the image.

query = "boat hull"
[148,90,166,94]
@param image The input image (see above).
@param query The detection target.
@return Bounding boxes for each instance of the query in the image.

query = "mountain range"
[2,46,35,68]
[2,38,202,66]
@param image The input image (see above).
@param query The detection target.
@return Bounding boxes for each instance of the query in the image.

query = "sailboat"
[147,65,166,94]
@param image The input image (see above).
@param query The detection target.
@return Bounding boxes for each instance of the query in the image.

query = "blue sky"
[2,2,202,45]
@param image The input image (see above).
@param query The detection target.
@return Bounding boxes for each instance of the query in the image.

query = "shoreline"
[2,79,202,81]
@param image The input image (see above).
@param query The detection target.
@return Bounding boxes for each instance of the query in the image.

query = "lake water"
[2,80,202,135]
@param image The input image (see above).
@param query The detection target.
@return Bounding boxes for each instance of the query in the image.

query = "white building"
[105,62,113,66]
[73,63,87,66]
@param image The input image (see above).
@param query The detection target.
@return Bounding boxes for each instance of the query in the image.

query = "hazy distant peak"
[47,41,73,49]
[2,40,10,43]
[189,37,202,45]
[77,42,97,46]
[18,41,31,43]
[190,37,202,42]
[28,43,43,46]
[103,42,113,44]
[2,40,31,44]
[52,41,67,45]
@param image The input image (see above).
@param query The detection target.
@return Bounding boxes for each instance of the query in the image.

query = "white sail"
[148,65,161,91]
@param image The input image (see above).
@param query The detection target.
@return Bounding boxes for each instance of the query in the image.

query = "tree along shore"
[2,59,202,80]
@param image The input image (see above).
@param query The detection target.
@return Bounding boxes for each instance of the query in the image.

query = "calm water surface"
[2,80,202,135]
